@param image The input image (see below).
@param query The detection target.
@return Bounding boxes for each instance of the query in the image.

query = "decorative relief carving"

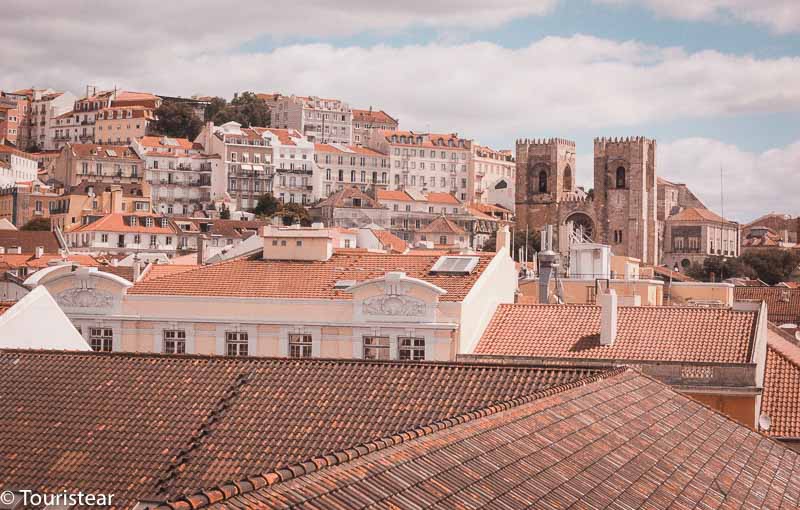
[55,288,114,309]
[362,295,426,317]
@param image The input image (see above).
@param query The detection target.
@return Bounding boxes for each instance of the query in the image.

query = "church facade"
[515,137,659,266]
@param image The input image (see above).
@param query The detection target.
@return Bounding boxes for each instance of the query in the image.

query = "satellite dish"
[758,414,772,431]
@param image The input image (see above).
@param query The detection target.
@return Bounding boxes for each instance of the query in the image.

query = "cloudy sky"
[2,0,799,221]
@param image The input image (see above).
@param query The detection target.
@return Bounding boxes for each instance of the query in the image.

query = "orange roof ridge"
[154,366,628,510]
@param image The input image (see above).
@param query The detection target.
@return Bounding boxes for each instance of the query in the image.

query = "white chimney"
[598,289,618,346]
[34,246,44,259]
[496,225,511,253]
[0,246,5,254]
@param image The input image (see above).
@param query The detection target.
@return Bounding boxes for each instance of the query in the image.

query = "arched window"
[350,170,356,182]
[538,170,548,193]
[563,166,572,191]
[494,179,508,190]
[616,167,626,188]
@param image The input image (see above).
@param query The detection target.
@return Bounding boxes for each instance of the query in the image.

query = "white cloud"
[656,138,800,221]
[595,0,800,33]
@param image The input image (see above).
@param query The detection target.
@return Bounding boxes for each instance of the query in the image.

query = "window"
[163,330,186,354]
[225,331,249,356]
[440,235,448,245]
[538,170,547,193]
[89,327,113,352]
[616,167,626,188]
[613,230,623,244]
[289,334,312,358]
[563,165,572,191]
[100,233,108,243]
[399,337,425,361]
[363,336,390,360]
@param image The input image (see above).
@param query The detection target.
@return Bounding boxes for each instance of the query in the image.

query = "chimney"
[110,185,123,213]
[197,235,208,265]
[10,246,22,254]
[133,259,142,281]
[0,246,5,254]
[496,225,511,254]
[598,290,618,346]
[34,246,44,259]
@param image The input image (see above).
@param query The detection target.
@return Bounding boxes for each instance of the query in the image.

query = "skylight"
[333,279,357,290]
[430,256,479,275]
[105,149,117,157]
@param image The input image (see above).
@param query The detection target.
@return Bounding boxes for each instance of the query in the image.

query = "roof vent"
[334,279,356,290]
[430,255,479,275]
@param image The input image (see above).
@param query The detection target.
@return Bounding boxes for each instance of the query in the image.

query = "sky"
[2,0,799,222]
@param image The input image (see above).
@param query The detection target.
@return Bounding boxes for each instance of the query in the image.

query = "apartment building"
[366,130,473,200]
[270,95,353,145]
[51,143,145,189]
[28,224,516,361]
[95,105,156,145]
[49,88,161,150]
[664,207,740,270]
[0,145,38,183]
[314,143,390,198]
[65,211,181,256]
[195,121,274,211]
[470,144,515,210]
[26,89,76,150]
[352,107,398,146]
[0,90,30,147]
[259,128,317,204]
[133,136,219,216]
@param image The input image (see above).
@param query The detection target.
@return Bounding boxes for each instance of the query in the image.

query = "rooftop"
[762,325,800,439]
[67,212,178,235]
[128,251,495,301]
[68,143,143,161]
[668,206,735,225]
[735,286,800,325]
[0,230,61,253]
[158,369,800,510]
[475,303,758,363]
[313,186,382,209]
[352,108,398,125]
[0,350,604,508]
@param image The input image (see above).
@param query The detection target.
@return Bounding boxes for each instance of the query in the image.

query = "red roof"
[376,189,412,202]
[0,301,15,315]
[735,286,800,325]
[419,216,466,235]
[0,231,60,253]
[129,252,494,301]
[370,229,407,253]
[762,325,800,438]
[352,108,397,125]
[475,303,758,363]
[68,143,142,161]
[68,213,178,235]
[138,136,194,151]
[0,350,601,508]
[668,207,735,225]
[162,369,800,510]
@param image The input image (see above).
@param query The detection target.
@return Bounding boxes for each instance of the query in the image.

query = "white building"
[195,121,275,211]
[314,143,390,198]
[259,128,318,204]
[0,145,39,183]
[27,89,76,150]
[366,131,472,201]
[470,145,516,210]
[65,212,182,256]
[270,95,353,145]
[0,285,90,350]
[133,136,220,216]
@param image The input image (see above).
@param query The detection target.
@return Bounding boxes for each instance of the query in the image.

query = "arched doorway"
[565,213,594,242]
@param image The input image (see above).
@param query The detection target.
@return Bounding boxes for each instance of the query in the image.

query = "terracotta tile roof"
[0,144,36,159]
[649,264,696,282]
[0,230,60,253]
[778,281,800,289]
[0,350,605,508]
[419,216,466,235]
[475,303,758,363]
[164,369,800,510]
[176,218,268,239]
[254,127,300,145]
[97,264,135,281]
[762,325,800,439]
[370,229,407,253]
[735,286,800,325]
[668,206,735,225]
[68,143,142,161]
[314,186,382,209]
[376,189,413,201]
[352,108,397,125]
[383,130,471,150]
[0,254,100,270]
[129,251,494,301]
[0,301,15,315]
[138,136,194,151]
[142,264,199,281]
[473,202,513,214]
[68,212,178,235]
[425,191,460,205]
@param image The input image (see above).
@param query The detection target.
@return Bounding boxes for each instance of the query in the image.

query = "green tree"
[204,96,228,122]
[253,193,280,217]
[741,250,800,285]
[20,217,51,231]
[276,202,311,226]
[152,101,204,141]
[219,205,231,220]
[212,91,270,127]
